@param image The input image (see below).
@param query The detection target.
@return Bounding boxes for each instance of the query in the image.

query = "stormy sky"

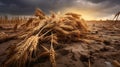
[0,0,120,20]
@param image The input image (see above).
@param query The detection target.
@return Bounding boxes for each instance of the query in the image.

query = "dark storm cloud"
[0,0,120,20]
[86,0,120,15]
[88,0,120,4]
[0,0,75,15]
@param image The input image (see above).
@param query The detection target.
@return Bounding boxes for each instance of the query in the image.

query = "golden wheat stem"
[50,33,56,67]
[88,59,91,67]
[38,29,52,38]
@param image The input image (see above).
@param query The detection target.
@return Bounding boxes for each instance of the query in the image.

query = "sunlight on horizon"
[61,8,115,20]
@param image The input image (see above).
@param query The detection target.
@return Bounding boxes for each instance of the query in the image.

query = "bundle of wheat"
[2,36,39,67]
[1,8,88,67]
